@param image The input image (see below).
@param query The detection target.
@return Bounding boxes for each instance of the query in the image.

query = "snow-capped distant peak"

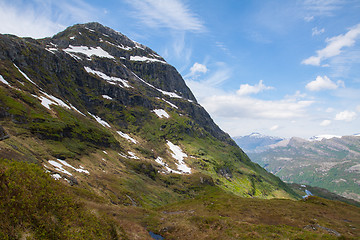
[309,134,341,141]
[248,132,263,138]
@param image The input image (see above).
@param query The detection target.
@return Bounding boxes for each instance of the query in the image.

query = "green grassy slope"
[1,159,359,239]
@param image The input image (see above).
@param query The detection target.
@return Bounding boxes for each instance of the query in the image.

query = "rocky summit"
[1,23,359,239]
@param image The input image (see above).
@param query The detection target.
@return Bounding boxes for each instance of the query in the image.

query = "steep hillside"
[0,22,297,205]
[249,135,360,201]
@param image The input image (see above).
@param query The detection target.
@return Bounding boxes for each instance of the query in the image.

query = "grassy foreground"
[1,159,359,239]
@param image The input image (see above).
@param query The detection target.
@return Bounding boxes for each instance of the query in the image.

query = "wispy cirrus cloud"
[302,0,345,18]
[302,23,360,66]
[125,0,204,32]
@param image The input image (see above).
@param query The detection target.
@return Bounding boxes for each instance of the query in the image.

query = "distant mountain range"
[232,132,284,153]
[239,133,360,202]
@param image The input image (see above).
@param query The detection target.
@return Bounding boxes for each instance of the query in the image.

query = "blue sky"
[1,0,360,138]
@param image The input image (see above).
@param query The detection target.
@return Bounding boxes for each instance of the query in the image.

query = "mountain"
[232,132,284,153]
[249,135,360,202]
[0,21,295,197]
[1,23,359,239]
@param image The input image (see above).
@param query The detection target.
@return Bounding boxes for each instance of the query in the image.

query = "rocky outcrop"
[0,125,9,141]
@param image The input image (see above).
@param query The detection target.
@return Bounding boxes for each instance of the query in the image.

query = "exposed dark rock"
[0,125,9,141]
[304,224,341,237]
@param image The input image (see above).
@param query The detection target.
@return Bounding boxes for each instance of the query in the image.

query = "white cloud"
[190,62,207,74]
[335,110,357,122]
[0,1,61,38]
[305,75,344,91]
[270,125,279,131]
[185,62,207,78]
[236,80,274,96]
[320,119,331,126]
[125,0,204,32]
[0,0,98,38]
[312,27,325,36]
[302,23,360,66]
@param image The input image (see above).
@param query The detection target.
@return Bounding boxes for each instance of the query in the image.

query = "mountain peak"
[308,135,342,142]
[233,133,284,153]
[249,132,263,138]
[50,22,150,55]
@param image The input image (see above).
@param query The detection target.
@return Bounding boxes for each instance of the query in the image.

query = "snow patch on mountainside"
[51,173,62,180]
[88,112,111,128]
[31,91,85,115]
[152,109,170,118]
[47,159,90,176]
[37,91,72,110]
[13,64,39,86]
[84,66,132,88]
[57,159,90,174]
[309,135,342,141]
[167,141,191,174]
[130,56,167,64]
[155,156,182,174]
[0,75,11,87]
[132,40,146,50]
[157,97,178,109]
[102,95,113,100]
[127,151,140,159]
[48,160,72,176]
[64,45,115,60]
[116,151,139,160]
[117,131,138,144]
[105,41,132,51]
[130,71,183,98]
